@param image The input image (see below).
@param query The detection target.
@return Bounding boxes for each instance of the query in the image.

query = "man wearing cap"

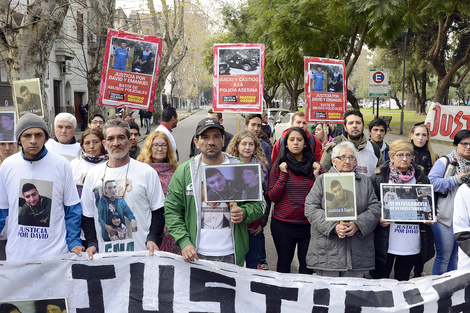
[165,118,264,266]
[0,113,83,261]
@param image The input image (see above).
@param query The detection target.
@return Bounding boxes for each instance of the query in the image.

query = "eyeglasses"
[91,120,104,125]
[394,153,412,159]
[152,144,169,149]
[335,156,356,162]
[459,142,470,148]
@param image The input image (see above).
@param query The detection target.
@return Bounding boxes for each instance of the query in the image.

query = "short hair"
[344,110,364,125]
[105,180,116,188]
[80,129,105,155]
[19,86,28,93]
[292,111,305,124]
[128,121,140,136]
[0,113,13,121]
[103,119,130,139]
[90,113,105,122]
[389,139,414,158]
[245,114,262,126]
[22,183,37,194]
[0,303,21,313]
[34,299,66,312]
[453,129,470,146]
[54,112,77,129]
[331,141,358,159]
[162,107,177,122]
[369,118,388,134]
[330,179,342,190]
[207,109,222,120]
[206,168,223,179]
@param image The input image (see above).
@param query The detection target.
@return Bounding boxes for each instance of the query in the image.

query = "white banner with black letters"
[1,251,470,312]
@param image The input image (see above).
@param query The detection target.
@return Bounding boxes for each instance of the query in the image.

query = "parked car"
[272,112,295,143]
[219,62,230,75]
[227,53,258,71]
[267,108,289,124]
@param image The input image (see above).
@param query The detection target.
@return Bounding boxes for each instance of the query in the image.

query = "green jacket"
[164,153,264,266]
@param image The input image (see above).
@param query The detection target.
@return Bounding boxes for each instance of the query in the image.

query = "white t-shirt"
[388,223,421,255]
[81,159,165,253]
[197,158,234,257]
[155,124,177,159]
[0,152,80,261]
[45,140,81,162]
[70,156,107,185]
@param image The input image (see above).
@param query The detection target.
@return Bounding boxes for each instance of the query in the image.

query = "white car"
[272,112,295,143]
[267,108,290,125]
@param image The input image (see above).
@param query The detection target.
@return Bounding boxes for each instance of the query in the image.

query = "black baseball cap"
[195,118,225,137]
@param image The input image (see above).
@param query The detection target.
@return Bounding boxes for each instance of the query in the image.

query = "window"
[77,12,84,43]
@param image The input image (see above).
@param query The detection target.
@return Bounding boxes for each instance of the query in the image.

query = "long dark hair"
[274,127,313,170]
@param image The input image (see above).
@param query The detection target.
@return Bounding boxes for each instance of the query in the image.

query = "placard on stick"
[99,29,162,112]
[323,173,356,222]
[213,44,264,113]
[12,78,44,119]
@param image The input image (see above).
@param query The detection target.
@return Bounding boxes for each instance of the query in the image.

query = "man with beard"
[321,110,384,176]
[165,118,264,266]
[81,119,165,257]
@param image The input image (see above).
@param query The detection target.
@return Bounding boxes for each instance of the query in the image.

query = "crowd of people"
[1,106,470,283]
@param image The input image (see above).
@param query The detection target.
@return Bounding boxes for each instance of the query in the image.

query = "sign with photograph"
[213,44,265,113]
[369,69,389,97]
[0,111,16,142]
[99,29,162,112]
[323,173,356,221]
[203,164,262,203]
[304,57,347,123]
[425,102,470,142]
[380,183,435,222]
[12,78,44,118]
[0,298,68,313]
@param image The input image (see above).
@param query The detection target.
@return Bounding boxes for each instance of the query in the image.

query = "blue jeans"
[144,118,151,134]
[432,221,458,275]
[246,230,262,269]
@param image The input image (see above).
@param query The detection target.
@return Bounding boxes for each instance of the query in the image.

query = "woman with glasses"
[138,131,180,254]
[305,141,380,277]
[370,139,435,281]
[269,127,322,274]
[429,129,470,275]
[409,122,438,176]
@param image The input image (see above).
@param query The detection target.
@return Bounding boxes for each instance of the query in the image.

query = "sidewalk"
[74,108,202,144]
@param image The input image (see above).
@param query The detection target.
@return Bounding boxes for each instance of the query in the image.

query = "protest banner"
[1,251,470,312]
[99,29,162,112]
[380,183,435,222]
[323,173,357,221]
[213,44,264,113]
[12,78,44,118]
[425,102,470,142]
[304,57,346,123]
[203,164,262,203]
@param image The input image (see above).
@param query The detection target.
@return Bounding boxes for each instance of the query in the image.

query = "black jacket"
[370,161,435,268]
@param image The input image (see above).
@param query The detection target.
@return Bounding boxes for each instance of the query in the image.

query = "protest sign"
[380,183,435,222]
[213,44,264,113]
[99,29,162,112]
[0,111,16,142]
[12,78,44,118]
[323,172,357,221]
[304,57,346,123]
[425,102,470,142]
[203,164,262,203]
[1,251,470,312]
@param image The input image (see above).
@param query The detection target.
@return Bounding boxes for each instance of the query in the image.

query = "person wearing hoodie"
[271,111,323,165]
[321,110,384,177]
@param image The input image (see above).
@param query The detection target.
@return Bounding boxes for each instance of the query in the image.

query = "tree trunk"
[347,89,359,110]
[406,78,416,110]
[417,71,427,114]
[0,1,70,129]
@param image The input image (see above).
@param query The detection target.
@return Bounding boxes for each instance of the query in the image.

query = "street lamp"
[400,29,409,135]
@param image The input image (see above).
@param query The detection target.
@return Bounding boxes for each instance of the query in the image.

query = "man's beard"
[348,133,362,141]
[110,150,128,160]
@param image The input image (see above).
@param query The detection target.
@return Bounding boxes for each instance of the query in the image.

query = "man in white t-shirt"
[45,113,81,162]
[155,106,178,160]
[165,118,264,266]
[0,113,83,261]
[81,119,165,258]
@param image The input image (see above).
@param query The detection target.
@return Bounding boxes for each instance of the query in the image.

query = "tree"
[0,0,70,127]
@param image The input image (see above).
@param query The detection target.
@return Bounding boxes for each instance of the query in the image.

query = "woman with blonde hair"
[226,130,269,269]
[409,122,438,176]
[138,131,179,254]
